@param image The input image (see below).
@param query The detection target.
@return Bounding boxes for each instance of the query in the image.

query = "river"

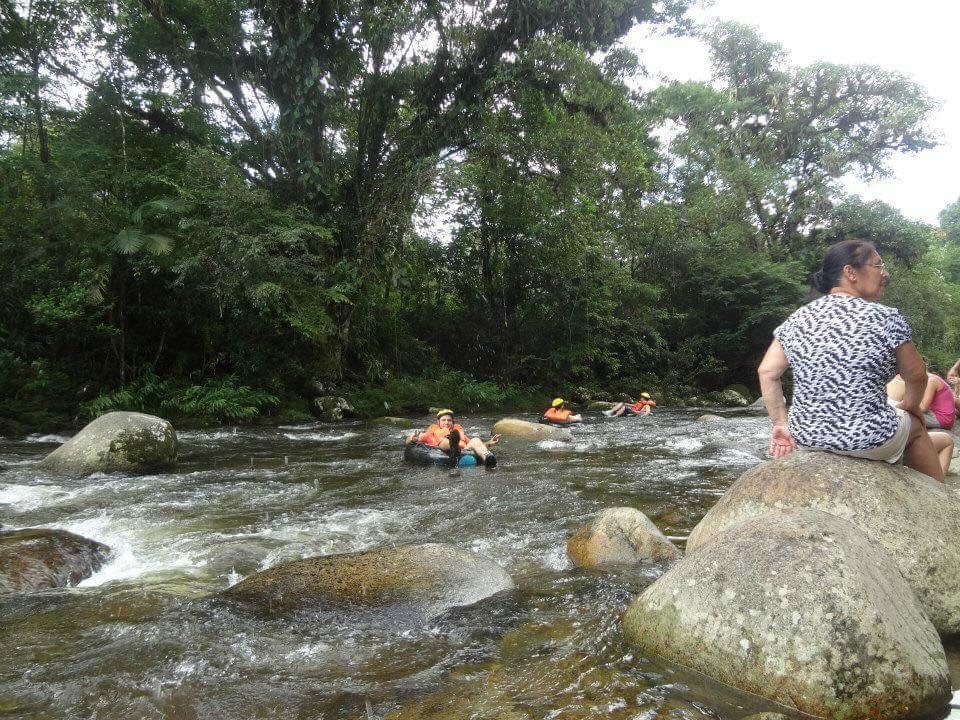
[1,409,957,719]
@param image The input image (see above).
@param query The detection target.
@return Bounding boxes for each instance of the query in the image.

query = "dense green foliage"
[0,2,957,432]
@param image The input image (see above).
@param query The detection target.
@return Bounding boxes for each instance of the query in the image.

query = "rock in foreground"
[687,450,960,635]
[567,507,679,568]
[623,509,950,720]
[0,528,111,593]
[224,543,514,618]
[492,418,573,442]
[38,411,177,477]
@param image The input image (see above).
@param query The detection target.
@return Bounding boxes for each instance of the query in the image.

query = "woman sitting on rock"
[757,239,945,482]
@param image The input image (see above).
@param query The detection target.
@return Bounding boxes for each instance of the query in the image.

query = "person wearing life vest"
[609,392,656,417]
[406,408,500,467]
[542,398,583,425]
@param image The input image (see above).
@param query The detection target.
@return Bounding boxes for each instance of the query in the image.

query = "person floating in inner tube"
[406,408,500,467]
[542,398,583,425]
[608,392,656,417]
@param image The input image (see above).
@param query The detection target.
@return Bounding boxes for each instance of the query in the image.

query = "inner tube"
[538,417,582,428]
[602,407,639,417]
[403,443,481,468]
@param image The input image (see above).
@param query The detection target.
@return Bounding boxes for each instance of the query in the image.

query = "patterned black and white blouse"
[774,295,912,451]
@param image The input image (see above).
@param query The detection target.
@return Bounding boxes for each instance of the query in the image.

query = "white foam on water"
[25,433,71,444]
[284,641,334,662]
[277,423,322,431]
[665,437,705,454]
[280,431,358,442]
[51,512,200,587]
[0,482,70,509]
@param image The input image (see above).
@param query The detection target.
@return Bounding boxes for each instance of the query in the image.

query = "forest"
[1,0,958,433]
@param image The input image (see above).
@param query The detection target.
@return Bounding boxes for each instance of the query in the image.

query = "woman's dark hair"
[810,238,877,294]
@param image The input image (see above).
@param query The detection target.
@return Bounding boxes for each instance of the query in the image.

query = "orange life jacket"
[419,423,468,448]
[630,399,656,412]
[544,407,573,423]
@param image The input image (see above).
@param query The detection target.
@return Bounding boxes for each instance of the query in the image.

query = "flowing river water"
[2,409,959,719]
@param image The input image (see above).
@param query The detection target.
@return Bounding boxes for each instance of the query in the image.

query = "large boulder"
[38,411,177,477]
[567,507,679,568]
[312,395,354,422]
[687,451,960,635]
[223,543,514,618]
[623,509,950,720]
[705,389,750,407]
[587,401,617,411]
[492,418,573,442]
[0,528,111,593]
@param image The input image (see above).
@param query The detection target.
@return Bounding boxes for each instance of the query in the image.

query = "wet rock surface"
[0,528,111,593]
[567,507,679,568]
[491,418,573,441]
[688,450,960,634]
[223,542,514,618]
[623,508,951,720]
[38,411,177,477]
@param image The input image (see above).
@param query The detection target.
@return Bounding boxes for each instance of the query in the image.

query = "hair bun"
[810,269,828,293]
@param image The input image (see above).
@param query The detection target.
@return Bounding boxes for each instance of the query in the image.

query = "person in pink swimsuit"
[923,371,956,431]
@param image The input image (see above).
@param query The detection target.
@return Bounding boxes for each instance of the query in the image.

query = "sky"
[625,0,960,225]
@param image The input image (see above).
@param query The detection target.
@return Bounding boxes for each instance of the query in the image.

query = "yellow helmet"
[640,392,651,400]
[551,398,565,408]
[436,408,454,418]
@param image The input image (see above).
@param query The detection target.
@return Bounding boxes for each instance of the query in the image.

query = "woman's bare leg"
[929,431,954,476]
[903,417,945,482]
[465,437,489,460]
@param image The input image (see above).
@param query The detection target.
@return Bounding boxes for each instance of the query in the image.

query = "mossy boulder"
[492,418,573,442]
[688,451,960,635]
[0,528,111,593]
[38,411,177,477]
[311,395,355,422]
[587,401,617,411]
[705,389,750,407]
[567,507,679,568]
[223,542,514,618]
[624,508,950,720]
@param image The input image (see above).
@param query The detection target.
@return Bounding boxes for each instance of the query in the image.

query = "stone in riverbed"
[587,401,617,411]
[0,528,111,593]
[223,543,513,618]
[372,416,414,428]
[38,411,177,477]
[567,507,679,568]
[687,450,960,635]
[491,418,572,442]
[623,508,950,720]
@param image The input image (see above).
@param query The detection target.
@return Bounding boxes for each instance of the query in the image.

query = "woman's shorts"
[924,411,944,429]
[830,408,911,464]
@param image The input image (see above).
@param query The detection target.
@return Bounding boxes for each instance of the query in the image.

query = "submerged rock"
[372,416,414,428]
[696,414,726,423]
[38,411,177,477]
[623,509,950,720]
[491,418,573,442]
[567,507,679,568]
[223,543,513,617]
[0,528,111,593]
[688,450,960,635]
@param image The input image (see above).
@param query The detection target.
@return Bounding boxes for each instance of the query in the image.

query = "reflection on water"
[0,410,819,718]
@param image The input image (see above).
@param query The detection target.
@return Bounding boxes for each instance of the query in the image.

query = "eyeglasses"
[866,260,887,272]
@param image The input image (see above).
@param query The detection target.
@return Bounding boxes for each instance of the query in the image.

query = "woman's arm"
[758,340,790,426]
[947,359,960,388]
[918,374,938,412]
[894,342,927,418]
[758,340,796,457]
